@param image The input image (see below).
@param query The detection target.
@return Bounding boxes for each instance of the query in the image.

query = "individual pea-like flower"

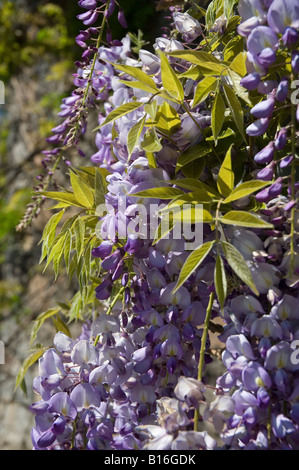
[172,12,202,43]
[240,72,261,90]
[251,96,275,118]
[267,0,299,34]
[254,141,275,164]
[246,117,270,136]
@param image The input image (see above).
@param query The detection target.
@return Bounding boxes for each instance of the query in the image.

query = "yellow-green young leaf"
[176,143,211,172]
[221,240,259,295]
[219,210,274,229]
[110,62,158,92]
[94,101,144,130]
[15,347,46,391]
[173,241,215,292]
[211,91,226,144]
[70,171,94,208]
[166,50,226,75]
[132,187,185,199]
[52,314,71,337]
[222,82,247,142]
[223,180,271,204]
[217,144,234,197]
[181,157,206,180]
[224,36,244,62]
[192,76,218,108]
[159,51,184,101]
[229,51,247,77]
[118,79,159,94]
[168,206,213,224]
[154,102,181,136]
[127,116,146,158]
[42,191,85,208]
[179,65,201,80]
[73,217,85,259]
[43,233,67,272]
[95,169,107,206]
[168,178,221,198]
[144,101,158,121]
[30,308,60,345]
[159,190,213,215]
[214,253,227,310]
[63,229,72,271]
[41,209,65,243]
[141,129,162,152]
[146,151,157,168]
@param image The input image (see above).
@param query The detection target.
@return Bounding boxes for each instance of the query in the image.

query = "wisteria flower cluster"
[22,0,299,451]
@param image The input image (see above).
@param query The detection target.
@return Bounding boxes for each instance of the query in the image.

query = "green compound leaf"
[131,187,185,199]
[159,51,184,101]
[173,241,215,293]
[221,240,259,295]
[94,101,145,130]
[192,76,218,108]
[211,91,226,145]
[217,144,234,197]
[219,210,274,229]
[214,253,227,311]
[222,82,247,142]
[223,180,271,204]
[70,170,94,208]
[127,116,146,158]
[15,347,47,392]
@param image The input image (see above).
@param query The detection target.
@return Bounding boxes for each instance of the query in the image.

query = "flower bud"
[254,142,274,164]
[251,97,275,118]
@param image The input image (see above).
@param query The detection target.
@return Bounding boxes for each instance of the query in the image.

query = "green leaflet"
[176,143,212,172]
[70,170,94,208]
[159,51,184,101]
[211,91,226,144]
[214,253,227,310]
[131,187,185,199]
[229,51,247,77]
[95,168,108,206]
[15,347,47,392]
[168,178,221,198]
[127,116,146,158]
[73,217,85,259]
[221,240,259,295]
[173,241,215,293]
[223,180,271,204]
[30,308,60,345]
[219,210,274,229]
[192,76,218,108]
[154,102,181,136]
[141,128,162,152]
[94,101,145,130]
[109,62,158,92]
[217,144,234,197]
[42,191,86,208]
[222,82,247,142]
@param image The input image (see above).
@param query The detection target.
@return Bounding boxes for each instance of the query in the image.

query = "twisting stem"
[194,290,215,432]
